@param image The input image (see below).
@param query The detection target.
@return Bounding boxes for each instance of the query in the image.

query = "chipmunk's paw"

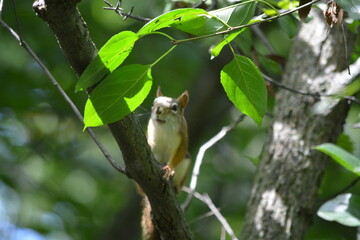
[161,165,174,181]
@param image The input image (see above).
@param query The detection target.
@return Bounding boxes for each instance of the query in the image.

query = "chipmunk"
[141,86,191,240]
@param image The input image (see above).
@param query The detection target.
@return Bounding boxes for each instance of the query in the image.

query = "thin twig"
[183,188,239,240]
[182,114,246,210]
[202,194,238,240]
[262,73,319,96]
[221,226,226,240]
[103,0,151,22]
[263,73,360,105]
[172,0,321,45]
[187,208,217,225]
[0,3,127,175]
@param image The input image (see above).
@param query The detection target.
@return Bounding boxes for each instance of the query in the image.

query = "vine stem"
[172,0,321,45]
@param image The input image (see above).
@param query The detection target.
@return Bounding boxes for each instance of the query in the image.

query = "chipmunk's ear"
[178,90,189,109]
[156,86,163,97]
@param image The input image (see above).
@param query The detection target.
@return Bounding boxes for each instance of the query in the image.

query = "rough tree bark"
[240,9,360,240]
[32,1,193,239]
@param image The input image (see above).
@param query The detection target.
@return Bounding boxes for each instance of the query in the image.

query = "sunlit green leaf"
[315,143,360,176]
[138,3,257,37]
[220,55,267,126]
[211,29,244,59]
[318,193,360,227]
[175,2,257,36]
[171,14,224,35]
[262,8,279,16]
[84,64,152,128]
[76,31,139,92]
[278,0,298,9]
[137,8,207,36]
[210,3,258,58]
[344,78,360,96]
[211,19,259,58]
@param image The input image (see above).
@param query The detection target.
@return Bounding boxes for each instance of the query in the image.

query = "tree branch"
[103,0,151,22]
[183,188,238,240]
[263,67,360,105]
[32,0,193,239]
[182,114,245,210]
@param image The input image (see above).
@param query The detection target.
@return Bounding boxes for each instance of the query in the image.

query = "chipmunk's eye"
[171,104,178,112]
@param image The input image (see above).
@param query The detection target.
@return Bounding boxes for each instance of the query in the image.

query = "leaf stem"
[151,45,177,67]
[227,40,236,55]
[172,0,321,45]
[143,31,176,41]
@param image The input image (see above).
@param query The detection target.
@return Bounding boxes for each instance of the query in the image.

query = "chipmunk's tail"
[141,196,160,240]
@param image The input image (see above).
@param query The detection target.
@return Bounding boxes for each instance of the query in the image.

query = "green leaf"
[211,29,245,59]
[344,78,360,96]
[220,55,267,126]
[210,2,258,58]
[76,31,139,92]
[246,155,260,166]
[209,2,257,27]
[318,193,360,227]
[211,17,260,59]
[138,3,257,37]
[315,143,360,176]
[336,134,354,153]
[174,2,257,36]
[137,8,207,36]
[83,64,152,128]
[171,14,225,35]
[335,0,360,20]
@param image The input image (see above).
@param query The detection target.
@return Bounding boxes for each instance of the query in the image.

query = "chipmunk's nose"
[156,106,163,115]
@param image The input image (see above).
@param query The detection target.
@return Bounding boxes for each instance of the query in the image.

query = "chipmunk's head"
[151,87,189,124]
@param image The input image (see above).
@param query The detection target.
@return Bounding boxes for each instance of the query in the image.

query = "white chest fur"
[146,91,190,189]
[147,118,181,164]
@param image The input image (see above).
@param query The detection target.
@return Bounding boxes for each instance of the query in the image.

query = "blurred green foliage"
[0,0,360,240]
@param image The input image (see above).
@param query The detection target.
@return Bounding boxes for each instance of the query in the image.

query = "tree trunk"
[33,1,193,239]
[240,9,360,240]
